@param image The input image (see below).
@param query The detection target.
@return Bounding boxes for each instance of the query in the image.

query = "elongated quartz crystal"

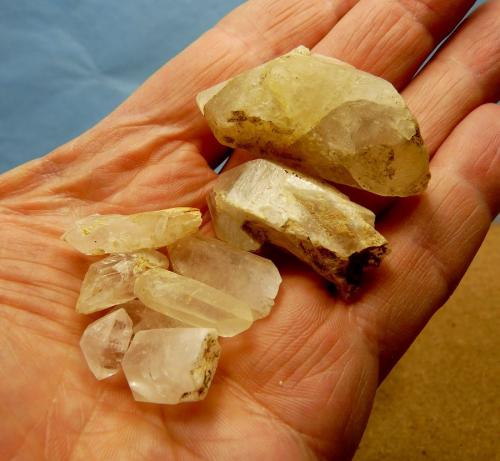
[169,234,281,319]
[134,268,253,337]
[80,308,133,380]
[77,250,169,314]
[119,299,188,333]
[63,208,201,255]
[122,328,220,404]
[208,159,388,297]
[198,46,429,197]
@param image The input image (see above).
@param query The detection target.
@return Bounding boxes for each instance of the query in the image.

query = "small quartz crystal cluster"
[63,208,282,404]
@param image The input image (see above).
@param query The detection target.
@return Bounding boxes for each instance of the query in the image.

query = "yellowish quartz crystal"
[118,299,188,333]
[169,234,281,319]
[134,268,253,337]
[208,159,388,298]
[63,208,201,255]
[77,250,169,314]
[198,46,429,197]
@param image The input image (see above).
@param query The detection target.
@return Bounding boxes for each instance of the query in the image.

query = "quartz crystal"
[80,308,133,380]
[122,328,220,404]
[208,159,388,297]
[169,234,281,319]
[198,46,429,197]
[77,250,169,314]
[119,299,187,333]
[134,268,253,337]
[63,208,201,255]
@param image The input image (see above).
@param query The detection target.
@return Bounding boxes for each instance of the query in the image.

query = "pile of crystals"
[197,46,430,298]
[63,208,282,404]
[65,46,431,405]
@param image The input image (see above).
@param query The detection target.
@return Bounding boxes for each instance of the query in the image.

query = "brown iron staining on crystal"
[198,46,430,197]
[180,334,221,402]
[243,221,387,298]
[208,159,388,298]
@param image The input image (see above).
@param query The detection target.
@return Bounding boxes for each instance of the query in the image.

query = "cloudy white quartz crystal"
[76,250,169,314]
[169,234,282,319]
[208,159,388,298]
[198,46,429,197]
[122,328,220,404]
[80,308,133,380]
[134,268,253,337]
[62,208,201,255]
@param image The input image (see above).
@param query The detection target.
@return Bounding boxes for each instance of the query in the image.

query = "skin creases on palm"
[0,0,499,459]
[0,145,376,460]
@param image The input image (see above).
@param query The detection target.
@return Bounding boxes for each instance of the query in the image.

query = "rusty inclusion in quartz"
[198,46,430,197]
[207,159,388,298]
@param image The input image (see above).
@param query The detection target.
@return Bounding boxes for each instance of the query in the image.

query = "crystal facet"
[119,299,188,333]
[169,234,282,319]
[198,46,429,197]
[80,308,133,380]
[76,250,169,314]
[208,159,388,297]
[122,328,220,404]
[134,268,253,337]
[63,208,201,255]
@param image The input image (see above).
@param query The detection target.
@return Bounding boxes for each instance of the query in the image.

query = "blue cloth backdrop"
[0,0,487,173]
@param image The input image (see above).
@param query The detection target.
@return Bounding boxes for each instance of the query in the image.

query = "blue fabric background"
[0,0,487,173]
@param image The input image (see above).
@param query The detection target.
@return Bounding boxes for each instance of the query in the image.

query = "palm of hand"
[1,1,499,460]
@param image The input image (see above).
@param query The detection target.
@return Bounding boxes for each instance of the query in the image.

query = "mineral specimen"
[198,46,429,197]
[119,299,187,333]
[208,159,388,297]
[63,208,201,255]
[76,250,169,314]
[169,234,281,319]
[80,308,133,380]
[122,328,220,404]
[134,268,253,336]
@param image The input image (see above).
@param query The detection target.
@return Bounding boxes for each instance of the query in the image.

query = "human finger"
[355,103,500,374]
[314,0,475,89]
[404,0,500,155]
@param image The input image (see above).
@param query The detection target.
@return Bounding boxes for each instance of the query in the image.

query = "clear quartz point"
[77,250,169,314]
[122,328,220,404]
[169,234,281,319]
[134,268,253,337]
[80,308,133,380]
[63,208,201,255]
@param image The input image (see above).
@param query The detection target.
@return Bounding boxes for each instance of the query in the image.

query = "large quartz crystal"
[169,234,281,319]
[80,308,133,380]
[63,208,201,255]
[77,250,169,314]
[134,268,253,337]
[198,46,429,197]
[119,299,187,333]
[208,159,388,297]
[122,328,220,404]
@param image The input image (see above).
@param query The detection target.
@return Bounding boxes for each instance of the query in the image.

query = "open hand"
[0,0,498,459]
